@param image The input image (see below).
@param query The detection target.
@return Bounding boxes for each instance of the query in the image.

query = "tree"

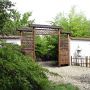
[0,0,34,35]
[3,10,34,35]
[52,7,90,37]
[0,0,14,35]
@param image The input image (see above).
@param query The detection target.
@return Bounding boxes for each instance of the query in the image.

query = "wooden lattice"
[21,31,35,58]
[35,29,58,35]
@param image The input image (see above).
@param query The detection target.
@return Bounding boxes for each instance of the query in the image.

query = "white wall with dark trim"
[0,36,21,46]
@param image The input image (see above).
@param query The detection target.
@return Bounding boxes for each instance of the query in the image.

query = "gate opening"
[35,35,58,65]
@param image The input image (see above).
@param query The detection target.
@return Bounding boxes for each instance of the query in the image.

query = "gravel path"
[44,66,90,90]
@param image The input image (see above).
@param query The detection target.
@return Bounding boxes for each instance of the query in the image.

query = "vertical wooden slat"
[76,58,77,65]
[82,58,83,67]
[58,29,60,66]
[71,56,72,65]
[81,58,82,67]
[86,56,88,67]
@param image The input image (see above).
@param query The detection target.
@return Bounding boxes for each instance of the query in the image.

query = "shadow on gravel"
[37,61,58,67]
[37,61,69,67]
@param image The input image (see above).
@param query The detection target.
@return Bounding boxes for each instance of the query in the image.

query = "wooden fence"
[71,56,90,68]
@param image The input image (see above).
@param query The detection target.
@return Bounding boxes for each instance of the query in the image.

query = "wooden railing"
[71,56,90,68]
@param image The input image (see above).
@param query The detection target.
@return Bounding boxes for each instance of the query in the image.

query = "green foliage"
[46,83,79,90]
[3,10,34,35]
[0,43,79,90]
[0,0,14,35]
[35,36,49,57]
[52,7,90,37]
[0,43,50,90]
[0,0,34,35]
[35,35,58,61]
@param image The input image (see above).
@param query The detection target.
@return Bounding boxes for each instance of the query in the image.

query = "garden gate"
[18,24,70,66]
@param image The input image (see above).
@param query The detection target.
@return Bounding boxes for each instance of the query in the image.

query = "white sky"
[10,0,90,24]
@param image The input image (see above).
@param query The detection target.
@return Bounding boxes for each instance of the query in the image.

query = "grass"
[46,83,79,90]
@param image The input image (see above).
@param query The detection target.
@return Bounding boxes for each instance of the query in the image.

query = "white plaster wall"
[5,39,21,46]
[70,40,90,57]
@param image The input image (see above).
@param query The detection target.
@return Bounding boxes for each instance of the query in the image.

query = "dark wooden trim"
[18,29,33,32]
[29,24,62,29]
[0,36,20,39]
[61,31,71,35]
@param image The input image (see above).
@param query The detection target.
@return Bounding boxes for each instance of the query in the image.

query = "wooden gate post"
[86,56,88,67]
[58,29,61,66]
[71,56,72,65]
[68,33,70,65]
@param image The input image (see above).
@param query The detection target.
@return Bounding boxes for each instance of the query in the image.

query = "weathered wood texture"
[58,33,70,66]
[21,31,35,59]
[35,29,58,35]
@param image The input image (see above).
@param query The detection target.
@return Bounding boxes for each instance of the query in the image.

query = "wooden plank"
[59,33,69,65]
[58,29,60,66]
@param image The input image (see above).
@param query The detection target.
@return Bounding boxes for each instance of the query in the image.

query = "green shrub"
[0,43,50,90]
[0,43,79,90]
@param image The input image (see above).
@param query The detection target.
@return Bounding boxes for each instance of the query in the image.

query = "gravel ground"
[43,65,90,90]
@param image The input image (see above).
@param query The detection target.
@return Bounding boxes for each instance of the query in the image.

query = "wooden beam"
[29,24,62,29]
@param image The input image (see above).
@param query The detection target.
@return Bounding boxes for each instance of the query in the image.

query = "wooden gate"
[58,32,70,66]
[18,24,70,66]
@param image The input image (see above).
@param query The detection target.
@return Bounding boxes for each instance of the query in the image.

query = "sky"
[10,0,90,24]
